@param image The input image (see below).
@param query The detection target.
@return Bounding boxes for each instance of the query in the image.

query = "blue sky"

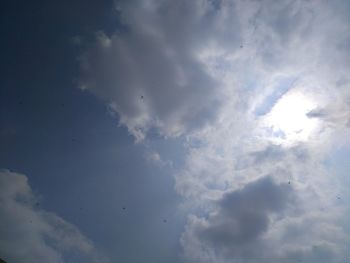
[1,1,350,263]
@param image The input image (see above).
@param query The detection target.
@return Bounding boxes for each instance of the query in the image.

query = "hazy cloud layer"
[0,170,106,263]
[79,0,350,262]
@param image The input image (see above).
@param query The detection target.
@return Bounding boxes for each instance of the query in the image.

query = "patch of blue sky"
[261,126,286,140]
[324,145,350,187]
[241,71,259,92]
[254,76,297,116]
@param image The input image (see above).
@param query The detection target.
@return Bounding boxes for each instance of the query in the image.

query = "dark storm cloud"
[197,177,293,250]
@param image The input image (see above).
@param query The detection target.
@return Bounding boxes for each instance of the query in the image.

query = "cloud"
[181,177,293,262]
[0,170,106,263]
[78,0,240,141]
[78,0,350,262]
[79,0,350,142]
[306,108,328,119]
[181,175,347,263]
[145,150,172,168]
[199,177,292,246]
[176,135,349,263]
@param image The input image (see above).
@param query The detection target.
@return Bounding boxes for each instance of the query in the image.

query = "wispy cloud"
[0,170,107,263]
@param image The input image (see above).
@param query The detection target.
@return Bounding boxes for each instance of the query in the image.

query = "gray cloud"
[0,170,106,263]
[178,136,349,263]
[79,0,350,141]
[306,105,350,132]
[197,177,293,251]
[247,144,310,168]
[77,0,350,262]
[78,0,244,141]
[181,175,348,263]
[306,108,328,119]
[249,144,287,164]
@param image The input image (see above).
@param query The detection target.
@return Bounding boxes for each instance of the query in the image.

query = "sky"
[1,0,350,262]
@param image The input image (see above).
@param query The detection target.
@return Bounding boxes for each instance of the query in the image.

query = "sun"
[262,90,319,144]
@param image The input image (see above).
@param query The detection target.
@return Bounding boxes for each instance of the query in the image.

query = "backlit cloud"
[79,0,350,262]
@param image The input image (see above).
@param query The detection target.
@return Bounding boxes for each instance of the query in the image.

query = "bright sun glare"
[264,91,319,144]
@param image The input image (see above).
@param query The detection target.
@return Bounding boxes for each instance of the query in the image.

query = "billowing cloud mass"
[79,0,227,141]
[0,170,105,263]
[182,177,295,262]
[201,177,292,246]
[79,0,350,262]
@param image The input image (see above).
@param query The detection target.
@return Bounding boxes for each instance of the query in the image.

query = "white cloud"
[180,151,348,262]
[0,170,107,263]
[78,0,350,262]
[181,177,294,263]
[78,0,230,141]
[145,150,172,168]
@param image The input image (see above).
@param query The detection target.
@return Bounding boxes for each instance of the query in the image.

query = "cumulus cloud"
[181,174,347,263]
[145,150,172,168]
[78,0,350,262]
[176,136,348,262]
[78,0,239,141]
[0,170,106,263]
[181,177,293,262]
[200,177,292,245]
[79,0,350,141]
